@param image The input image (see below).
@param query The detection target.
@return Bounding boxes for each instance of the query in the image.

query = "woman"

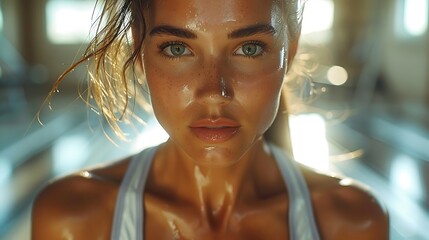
[32,0,389,239]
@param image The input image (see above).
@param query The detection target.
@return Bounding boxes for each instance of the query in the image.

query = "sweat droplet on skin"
[167,220,181,240]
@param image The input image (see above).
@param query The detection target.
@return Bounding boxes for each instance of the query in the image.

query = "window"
[301,0,334,35]
[300,0,334,44]
[397,0,428,37]
[46,0,98,44]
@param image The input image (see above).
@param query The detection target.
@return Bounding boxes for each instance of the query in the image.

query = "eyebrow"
[228,24,276,39]
[149,25,197,39]
[149,23,276,39]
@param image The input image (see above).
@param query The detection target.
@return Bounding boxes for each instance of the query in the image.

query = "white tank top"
[111,144,321,240]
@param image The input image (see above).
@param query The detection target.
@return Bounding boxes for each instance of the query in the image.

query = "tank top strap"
[111,146,158,240]
[111,144,320,239]
[269,144,321,240]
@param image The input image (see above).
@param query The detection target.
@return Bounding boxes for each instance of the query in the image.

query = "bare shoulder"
[31,158,131,240]
[301,166,389,240]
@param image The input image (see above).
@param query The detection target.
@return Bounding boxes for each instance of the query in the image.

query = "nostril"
[202,90,232,105]
[197,78,232,100]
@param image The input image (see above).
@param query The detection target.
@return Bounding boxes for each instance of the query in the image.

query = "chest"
[143,197,289,240]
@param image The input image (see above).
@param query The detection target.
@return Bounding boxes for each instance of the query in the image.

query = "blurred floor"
[1,97,429,240]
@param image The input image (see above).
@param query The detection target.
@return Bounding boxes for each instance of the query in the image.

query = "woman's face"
[143,0,288,166]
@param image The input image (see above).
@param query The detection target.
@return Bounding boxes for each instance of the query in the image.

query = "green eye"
[162,43,191,57]
[242,44,258,55]
[169,44,186,56]
[235,43,264,57]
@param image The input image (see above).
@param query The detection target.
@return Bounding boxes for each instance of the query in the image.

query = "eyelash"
[157,40,268,59]
[158,41,192,59]
[234,40,268,59]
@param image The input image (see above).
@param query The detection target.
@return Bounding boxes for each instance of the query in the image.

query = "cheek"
[143,58,197,138]
[143,45,195,101]
[234,69,284,131]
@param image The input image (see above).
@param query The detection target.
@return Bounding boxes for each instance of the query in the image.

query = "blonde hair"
[49,0,306,142]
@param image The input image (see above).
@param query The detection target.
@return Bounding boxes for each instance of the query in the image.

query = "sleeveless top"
[111,144,321,240]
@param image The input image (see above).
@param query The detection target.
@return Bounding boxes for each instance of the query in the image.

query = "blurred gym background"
[0,0,428,239]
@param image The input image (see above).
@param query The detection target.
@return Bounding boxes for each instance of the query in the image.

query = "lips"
[189,118,240,143]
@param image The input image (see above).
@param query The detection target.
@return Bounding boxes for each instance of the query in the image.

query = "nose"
[195,58,233,105]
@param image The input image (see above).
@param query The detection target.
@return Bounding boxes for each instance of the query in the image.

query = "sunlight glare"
[404,0,428,36]
[301,0,334,34]
[52,134,89,175]
[390,154,423,201]
[132,118,169,152]
[289,114,330,171]
[46,0,97,44]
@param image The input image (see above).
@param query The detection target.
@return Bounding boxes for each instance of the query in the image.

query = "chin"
[183,137,261,168]
[192,146,242,167]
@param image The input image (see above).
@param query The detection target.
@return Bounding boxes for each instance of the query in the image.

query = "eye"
[160,42,192,57]
[234,42,265,57]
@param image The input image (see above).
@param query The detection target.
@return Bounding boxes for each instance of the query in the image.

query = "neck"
[192,154,253,230]
[160,139,270,231]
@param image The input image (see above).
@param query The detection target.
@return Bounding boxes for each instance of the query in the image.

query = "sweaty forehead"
[147,0,279,29]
